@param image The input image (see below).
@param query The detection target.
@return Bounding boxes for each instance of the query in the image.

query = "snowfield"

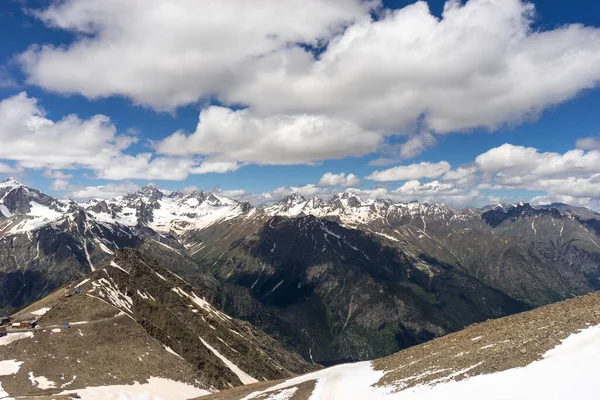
[0,332,33,346]
[0,359,24,398]
[242,323,600,399]
[58,377,210,400]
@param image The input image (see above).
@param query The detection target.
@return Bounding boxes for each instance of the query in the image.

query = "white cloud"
[576,137,600,150]
[476,144,600,179]
[20,0,375,111]
[530,193,600,211]
[50,179,71,191]
[43,170,74,179]
[264,184,328,201]
[398,132,438,159]
[369,132,438,165]
[19,0,600,163]
[0,162,23,174]
[0,93,247,181]
[367,161,451,182]
[318,172,361,187]
[224,0,600,134]
[390,180,479,207]
[442,166,477,181]
[191,161,240,174]
[97,154,199,181]
[157,106,381,164]
[68,182,142,200]
[474,144,600,206]
[0,92,136,171]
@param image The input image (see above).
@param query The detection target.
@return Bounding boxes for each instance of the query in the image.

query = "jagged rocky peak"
[178,189,235,207]
[277,193,307,208]
[1,176,22,187]
[306,196,328,209]
[0,177,62,215]
[133,185,164,202]
[281,193,307,203]
[374,197,394,206]
[339,191,363,207]
[327,191,364,210]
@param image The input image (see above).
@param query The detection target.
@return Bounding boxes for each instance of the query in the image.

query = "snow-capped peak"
[1,177,23,187]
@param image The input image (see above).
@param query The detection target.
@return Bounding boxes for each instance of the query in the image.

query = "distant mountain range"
[1,177,599,365]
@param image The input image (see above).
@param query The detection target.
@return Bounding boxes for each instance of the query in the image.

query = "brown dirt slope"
[0,289,210,398]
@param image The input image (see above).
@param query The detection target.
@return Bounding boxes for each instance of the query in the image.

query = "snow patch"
[30,306,51,316]
[265,387,298,400]
[58,376,210,399]
[110,261,129,274]
[76,278,91,287]
[164,345,185,360]
[0,332,33,346]
[28,372,57,390]
[0,360,23,398]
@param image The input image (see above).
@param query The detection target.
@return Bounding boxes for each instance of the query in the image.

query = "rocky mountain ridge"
[1,177,599,365]
[0,249,313,399]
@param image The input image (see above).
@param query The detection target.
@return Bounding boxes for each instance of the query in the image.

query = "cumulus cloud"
[390,180,479,207]
[398,133,438,159]
[191,161,240,175]
[0,162,23,174]
[20,0,375,110]
[442,166,477,182]
[157,107,381,164]
[367,161,451,182]
[50,179,71,191]
[0,93,246,181]
[97,154,199,181]
[370,132,438,165]
[226,0,600,133]
[68,182,142,200]
[0,92,136,171]
[476,144,600,179]
[576,137,600,150]
[318,172,361,187]
[474,144,600,207]
[43,170,74,180]
[18,0,600,167]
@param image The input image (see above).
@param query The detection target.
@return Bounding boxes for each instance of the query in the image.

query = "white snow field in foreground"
[58,377,210,400]
[243,323,600,400]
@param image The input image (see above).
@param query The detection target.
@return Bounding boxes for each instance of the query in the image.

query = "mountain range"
[1,177,599,365]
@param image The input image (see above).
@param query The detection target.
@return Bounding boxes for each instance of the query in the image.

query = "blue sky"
[1,0,600,209]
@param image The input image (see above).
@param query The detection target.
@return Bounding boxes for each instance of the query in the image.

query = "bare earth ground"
[202,291,600,399]
[0,289,210,398]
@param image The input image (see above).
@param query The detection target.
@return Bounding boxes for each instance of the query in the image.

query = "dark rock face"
[482,204,561,228]
[0,210,141,315]
[191,215,528,365]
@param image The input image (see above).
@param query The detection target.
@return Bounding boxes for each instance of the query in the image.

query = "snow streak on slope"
[200,338,258,385]
[241,324,600,400]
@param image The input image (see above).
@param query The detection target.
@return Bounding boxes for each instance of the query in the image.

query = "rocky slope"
[1,177,599,365]
[202,291,600,399]
[0,249,313,399]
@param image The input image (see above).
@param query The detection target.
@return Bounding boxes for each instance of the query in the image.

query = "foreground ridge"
[202,291,600,399]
